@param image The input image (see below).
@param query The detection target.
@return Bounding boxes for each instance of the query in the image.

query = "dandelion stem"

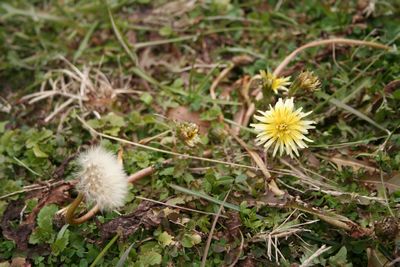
[273,38,390,77]
[65,193,84,225]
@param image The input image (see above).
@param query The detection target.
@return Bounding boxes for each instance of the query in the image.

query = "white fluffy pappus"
[76,146,128,211]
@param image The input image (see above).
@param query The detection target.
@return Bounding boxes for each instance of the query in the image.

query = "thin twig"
[380,169,395,216]
[135,196,228,218]
[201,189,231,267]
[273,38,390,77]
[210,63,234,99]
[228,230,244,267]
[77,114,261,171]
[227,128,271,179]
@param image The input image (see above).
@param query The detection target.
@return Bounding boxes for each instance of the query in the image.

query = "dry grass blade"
[322,154,380,173]
[228,128,271,179]
[135,196,228,218]
[318,92,389,134]
[251,211,318,263]
[210,63,235,99]
[21,57,139,123]
[289,202,355,231]
[200,189,231,267]
[227,128,285,195]
[299,245,331,267]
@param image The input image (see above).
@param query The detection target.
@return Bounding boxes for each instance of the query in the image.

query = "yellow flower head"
[251,98,315,158]
[260,70,291,94]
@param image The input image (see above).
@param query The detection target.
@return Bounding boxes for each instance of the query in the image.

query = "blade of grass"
[13,156,41,176]
[106,3,138,65]
[1,3,66,21]
[90,233,119,267]
[318,92,389,133]
[169,184,264,220]
[73,22,98,62]
[135,35,198,49]
[116,243,135,267]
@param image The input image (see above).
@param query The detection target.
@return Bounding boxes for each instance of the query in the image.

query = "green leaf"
[158,231,174,247]
[51,225,70,256]
[86,119,104,129]
[37,205,58,229]
[104,113,126,128]
[29,204,58,244]
[138,251,162,266]
[0,121,8,133]
[159,26,173,37]
[159,167,174,176]
[393,89,400,100]
[181,233,201,248]
[32,144,48,158]
[329,246,352,267]
[25,129,53,148]
[132,151,150,168]
[200,106,222,121]
[140,92,153,105]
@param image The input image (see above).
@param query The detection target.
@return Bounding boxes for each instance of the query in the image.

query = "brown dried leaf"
[10,257,29,267]
[100,201,161,240]
[224,211,241,240]
[305,151,320,168]
[384,80,400,94]
[368,172,400,194]
[238,257,256,267]
[367,248,390,267]
[0,182,73,250]
[1,200,34,250]
[231,55,254,66]
[26,182,73,224]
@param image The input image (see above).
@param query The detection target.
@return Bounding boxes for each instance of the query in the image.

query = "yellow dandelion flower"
[260,70,291,94]
[250,98,315,158]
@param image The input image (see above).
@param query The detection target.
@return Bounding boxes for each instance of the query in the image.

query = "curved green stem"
[65,193,84,225]
[65,193,101,225]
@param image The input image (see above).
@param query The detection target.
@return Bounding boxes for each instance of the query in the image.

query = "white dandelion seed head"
[76,146,128,211]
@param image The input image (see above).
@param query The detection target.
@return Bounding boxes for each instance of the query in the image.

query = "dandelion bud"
[177,122,201,147]
[294,71,321,93]
[76,146,128,211]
